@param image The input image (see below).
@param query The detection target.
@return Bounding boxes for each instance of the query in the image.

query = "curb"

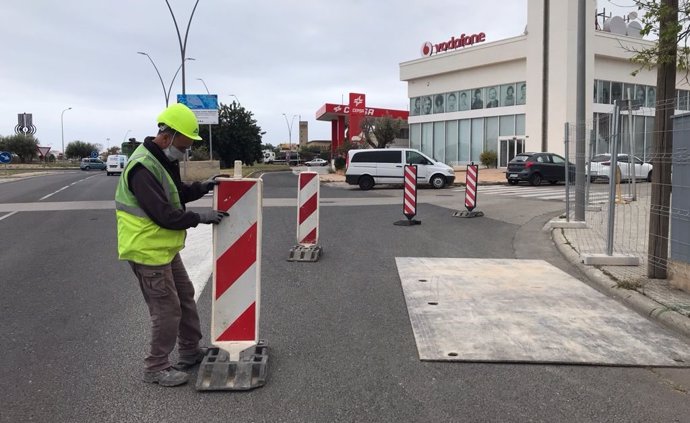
[551,226,690,341]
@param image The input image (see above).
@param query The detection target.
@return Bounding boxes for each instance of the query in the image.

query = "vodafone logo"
[421,41,434,57]
[420,32,486,57]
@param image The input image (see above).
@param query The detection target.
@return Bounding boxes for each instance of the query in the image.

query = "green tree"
[0,134,39,163]
[631,0,680,278]
[66,140,99,159]
[360,115,404,148]
[212,102,264,167]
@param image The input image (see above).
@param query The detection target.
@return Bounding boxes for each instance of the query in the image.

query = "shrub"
[480,150,498,168]
[334,156,346,170]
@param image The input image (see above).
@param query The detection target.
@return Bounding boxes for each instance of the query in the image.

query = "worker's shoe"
[173,347,208,371]
[143,367,189,387]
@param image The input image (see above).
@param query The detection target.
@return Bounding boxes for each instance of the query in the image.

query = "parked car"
[587,154,653,182]
[80,158,106,171]
[305,158,328,167]
[106,154,128,176]
[506,152,574,186]
[345,148,455,190]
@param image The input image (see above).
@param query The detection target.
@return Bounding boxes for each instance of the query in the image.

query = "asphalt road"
[1,170,689,422]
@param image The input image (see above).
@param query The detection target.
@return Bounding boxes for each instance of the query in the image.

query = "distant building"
[400,0,690,167]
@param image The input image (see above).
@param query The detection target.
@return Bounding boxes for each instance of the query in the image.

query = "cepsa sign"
[421,32,486,57]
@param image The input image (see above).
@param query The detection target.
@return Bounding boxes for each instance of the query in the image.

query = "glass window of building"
[458,90,471,111]
[433,94,445,114]
[422,96,433,115]
[445,120,459,164]
[410,123,421,151]
[611,82,623,104]
[485,86,500,108]
[459,119,470,162]
[411,97,421,116]
[597,80,610,104]
[623,83,635,100]
[502,84,516,106]
[516,82,527,105]
[471,88,484,110]
[499,115,515,136]
[421,123,433,157]
[471,118,484,160]
[433,122,445,161]
[646,86,656,108]
[515,114,526,135]
[634,85,646,107]
[446,92,458,112]
[484,116,499,154]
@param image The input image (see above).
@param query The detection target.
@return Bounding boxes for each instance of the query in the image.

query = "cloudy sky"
[1,0,635,153]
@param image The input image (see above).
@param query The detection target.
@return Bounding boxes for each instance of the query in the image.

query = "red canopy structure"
[315,93,408,156]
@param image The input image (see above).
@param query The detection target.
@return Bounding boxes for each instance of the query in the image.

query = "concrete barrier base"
[582,254,640,266]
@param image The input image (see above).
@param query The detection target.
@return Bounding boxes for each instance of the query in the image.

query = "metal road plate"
[396,257,690,366]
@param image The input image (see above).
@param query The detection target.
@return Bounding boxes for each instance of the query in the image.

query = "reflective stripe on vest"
[115,144,185,265]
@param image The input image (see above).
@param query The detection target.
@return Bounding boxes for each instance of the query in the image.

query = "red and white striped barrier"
[212,177,263,360]
[395,165,421,225]
[288,171,322,261]
[296,171,319,246]
[465,164,478,212]
[452,163,483,218]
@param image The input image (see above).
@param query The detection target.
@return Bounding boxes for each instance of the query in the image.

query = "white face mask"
[163,134,186,162]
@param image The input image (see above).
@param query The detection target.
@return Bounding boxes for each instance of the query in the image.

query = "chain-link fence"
[561,98,689,291]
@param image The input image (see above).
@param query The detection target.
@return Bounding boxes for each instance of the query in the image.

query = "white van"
[345,148,455,190]
[106,155,128,176]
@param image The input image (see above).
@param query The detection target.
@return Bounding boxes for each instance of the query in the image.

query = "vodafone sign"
[421,32,486,57]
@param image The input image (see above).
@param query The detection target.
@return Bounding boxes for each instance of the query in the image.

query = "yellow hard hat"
[157,103,202,141]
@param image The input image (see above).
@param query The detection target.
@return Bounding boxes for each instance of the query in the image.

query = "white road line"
[0,211,18,222]
[39,175,98,200]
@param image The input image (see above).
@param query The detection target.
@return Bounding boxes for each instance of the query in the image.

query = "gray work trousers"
[129,253,202,372]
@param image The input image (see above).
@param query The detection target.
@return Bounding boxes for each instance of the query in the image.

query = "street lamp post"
[122,129,132,144]
[196,78,214,161]
[282,113,297,166]
[229,94,241,106]
[164,0,200,95]
[61,107,72,159]
[137,52,195,107]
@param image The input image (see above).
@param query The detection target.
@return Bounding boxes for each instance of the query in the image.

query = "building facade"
[400,0,690,167]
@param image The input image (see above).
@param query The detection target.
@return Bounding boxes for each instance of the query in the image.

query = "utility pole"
[648,0,678,279]
[574,0,586,221]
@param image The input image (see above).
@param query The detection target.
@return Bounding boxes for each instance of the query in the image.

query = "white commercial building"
[400,0,690,167]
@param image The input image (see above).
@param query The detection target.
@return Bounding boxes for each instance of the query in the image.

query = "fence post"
[606,101,621,256]
[564,123,570,222]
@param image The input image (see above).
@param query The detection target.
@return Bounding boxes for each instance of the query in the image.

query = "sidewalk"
[549,198,690,340]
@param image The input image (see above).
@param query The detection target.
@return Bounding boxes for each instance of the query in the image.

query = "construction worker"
[115,103,227,387]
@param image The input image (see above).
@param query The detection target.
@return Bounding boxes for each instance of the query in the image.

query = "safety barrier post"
[453,163,484,218]
[394,165,421,226]
[288,171,322,261]
[195,177,269,391]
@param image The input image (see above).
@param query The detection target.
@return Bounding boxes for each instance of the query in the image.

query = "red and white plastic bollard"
[288,171,322,261]
[212,178,263,360]
[196,177,269,391]
[395,165,421,226]
[453,163,484,218]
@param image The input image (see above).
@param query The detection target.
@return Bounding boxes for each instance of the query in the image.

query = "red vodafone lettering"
[425,32,486,57]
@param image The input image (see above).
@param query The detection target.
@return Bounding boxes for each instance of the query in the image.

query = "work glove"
[198,210,229,225]
[203,174,230,192]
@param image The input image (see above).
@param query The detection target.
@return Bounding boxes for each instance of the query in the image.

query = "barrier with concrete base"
[197,177,268,391]
[288,171,322,261]
[394,165,421,226]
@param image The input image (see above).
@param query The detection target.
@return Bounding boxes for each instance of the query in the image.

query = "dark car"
[506,152,574,186]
